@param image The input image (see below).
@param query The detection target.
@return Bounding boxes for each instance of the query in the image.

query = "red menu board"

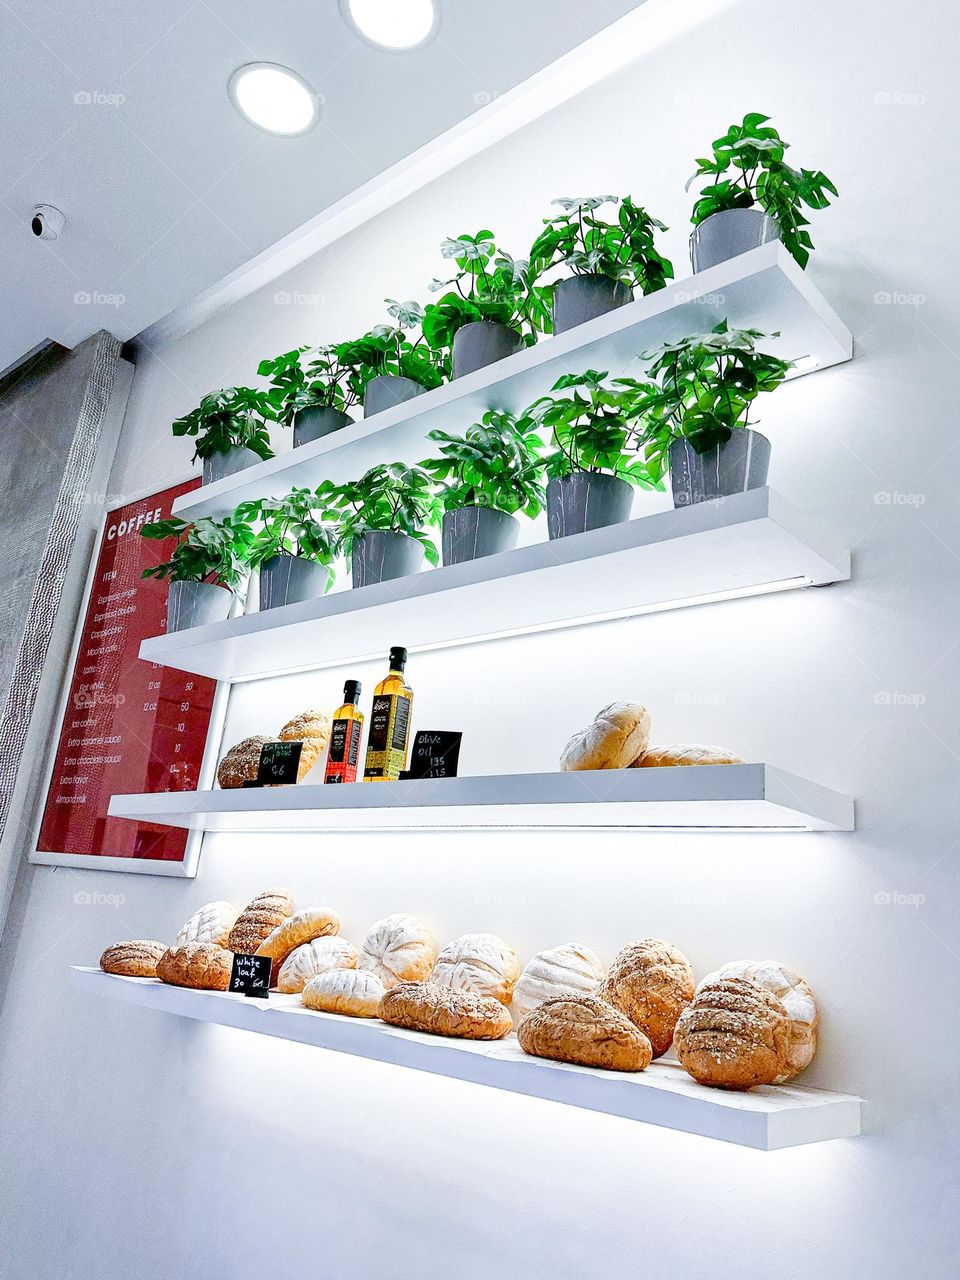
[37,480,217,864]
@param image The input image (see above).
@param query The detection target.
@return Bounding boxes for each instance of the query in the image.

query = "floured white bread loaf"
[634,745,744,768]
[674,974,791,1090]
[431,932,521,1005]
[302,968,385,1018]
[176,901,240,949]
[359,913,437,989]
[713,961,819,1081]
[560,702,651,771]
[512,943,605,1021]
[278,937,359,994]
[255,907,340,967]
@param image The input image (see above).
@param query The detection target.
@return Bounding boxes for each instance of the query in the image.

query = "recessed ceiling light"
[341,0,440,50]
[228,63,321,136]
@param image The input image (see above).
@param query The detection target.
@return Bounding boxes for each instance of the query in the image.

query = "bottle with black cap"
[363,647,413,782]
[324,680,364,784]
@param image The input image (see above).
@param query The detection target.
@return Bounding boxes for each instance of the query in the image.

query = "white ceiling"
[0,0,646,371]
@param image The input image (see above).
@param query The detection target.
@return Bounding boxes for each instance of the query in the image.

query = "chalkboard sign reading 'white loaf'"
[229,952,272,999]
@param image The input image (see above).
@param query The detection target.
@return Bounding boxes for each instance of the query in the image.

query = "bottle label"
[364,694,412,781]
[325,717,362,784]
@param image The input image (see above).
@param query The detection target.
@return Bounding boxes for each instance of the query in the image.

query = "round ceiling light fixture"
[228,62,321,136]
[341,0,440,51]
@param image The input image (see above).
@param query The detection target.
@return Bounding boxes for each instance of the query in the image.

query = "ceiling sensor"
[228,63,321,136]
[32,205,65,240]
[341,0,440,50]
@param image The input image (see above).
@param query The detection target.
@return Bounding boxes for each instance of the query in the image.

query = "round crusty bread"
[379,982,512,1040]
[633,745,744,768]
[100,940,166,978]
[673,974,792,1090]
[227,888,294,955]
[713,960,818,1081]
[600,938,695,1058]
[358,913,437,990]
[518,994,653,1072]
[217,735,271,789]
[512,943,606,1021]
[560,702,652,771]
[176,901,240,949]
[278,937,359,994]
[156,943,233,991]
[255,907,340,966]
[279,710,333,780]
[302,968,385,1018]
[431,932,521,1005]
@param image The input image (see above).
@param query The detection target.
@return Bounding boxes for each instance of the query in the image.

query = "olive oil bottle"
[363,647,413,781]
[324,680,364,784]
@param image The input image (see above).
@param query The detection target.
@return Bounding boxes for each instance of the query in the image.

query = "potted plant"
[321,463,440,588]
[526,371,659,539]
[625,321,792,507]
[235,488,340,610]
[529,196,674,335]
[257,345,362,448]
[140,513,254,632]
[337,300,446,417]
[423,231,549,379]
[172,387,275,485]
[422,409,546,565]
[687,112,839,272]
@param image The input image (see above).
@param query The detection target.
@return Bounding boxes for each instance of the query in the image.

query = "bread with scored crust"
[379,982,512,1040]
[255,907,339,967]
[217,735,270,789]
[227,888,294,955]
[431,932,521,1005]
[100,940,166,978]
[674,974,793,1090]
[518,994,653,1072]
[513,943,606,1020]
[561,702,651,771]
[600,938,695,1058]
[358,913,437,989]
[278,937,359,994]
[302,968,385,1017]
[176,901,240,949]
[633,744,744,768]
[712,960,818,1081]
[279,710,333,780]
[156,943,233,991]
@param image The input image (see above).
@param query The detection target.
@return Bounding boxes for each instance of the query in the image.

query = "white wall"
[2,1,958,1276]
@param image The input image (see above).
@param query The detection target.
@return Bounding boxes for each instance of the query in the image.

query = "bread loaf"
[156,943,233,991]
[634,745,744,768]
[302,969,385,1018]
[518,994,653,1072]
[379,982,512,1040]
[431,932,521,1005]
[713,961,818,1081]
[673,974,792,1090]
[358,913,437,989]
[600,938,695,1058]
[217,735,270,789]
[278,937,359,994]
[100,940,166,978]
[560,702,651,771]
[512,943,606,1021]
[255,907,340,967]
[176,901,240,949]
[279,710,333,780]
[227,888,294,955]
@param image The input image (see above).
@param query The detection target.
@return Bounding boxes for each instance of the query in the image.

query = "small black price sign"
[401,730,463,780]
[229,952,272,999]
[256,740,303,787]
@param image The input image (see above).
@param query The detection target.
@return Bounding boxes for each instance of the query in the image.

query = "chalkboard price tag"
[401,730,463,780]
[256,740,303,787]
[229,952,272,999]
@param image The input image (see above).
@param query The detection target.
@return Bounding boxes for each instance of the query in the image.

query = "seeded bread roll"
[278,710,333,780]
[634,745,744,768]
[513,943,606,1021]
[431,932,521,1005]
[302,968,385,1018]
[600,938,695,1058]
[227,888,294,955]
[217,735,270,789]
[359,913,437,990]
[156,943,233,991]
[255,907,340,967]
[379,982,512,1040]
[100,940,166,978]
[560,702,651,771]
[673,974,792,1090]
[176,901,240,949]
[278,937,359,994]
[713,961,819,1081]
[518,994,653,1072]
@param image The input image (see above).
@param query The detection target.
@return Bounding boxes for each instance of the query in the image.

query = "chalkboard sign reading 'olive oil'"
[324,680,364,784]
[363,647,413,782]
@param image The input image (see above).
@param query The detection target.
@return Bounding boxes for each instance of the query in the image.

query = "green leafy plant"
[234,488,340,591]
[336,299,447,397]
[257,346,361,426]
[319,463,441,566]
[422,231,551,355]
[526,370,659,487]
[620,321,793,481]
[172,387,275,463]
[140,514,255,593]
[687,112,838,268]
[422,410,546,518]
[529,195,673,294]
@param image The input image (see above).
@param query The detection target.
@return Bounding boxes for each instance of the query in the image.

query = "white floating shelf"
[173,244,853,521]
[107,764,854,832]
[141,489,849,681]
[71,967,862,1149]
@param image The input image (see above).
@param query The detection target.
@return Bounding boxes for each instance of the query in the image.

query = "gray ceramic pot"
[689,209,781,273]
[363,375,425,417]
[546,473,634,539]
[166,580,233,632]
[553,274,632,335]
[442,506,519,566]
[202,445,264,485]
[258,554,330,610]
[293,406,353,448]
[668,429,771,507]
[352,531,424,589]
[452,321,523,379]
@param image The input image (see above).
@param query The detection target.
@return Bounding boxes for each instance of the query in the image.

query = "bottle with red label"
[323,680,364,784]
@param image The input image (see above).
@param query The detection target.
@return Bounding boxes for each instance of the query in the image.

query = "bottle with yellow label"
[363,647,413,781]
[324,680,364,784]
